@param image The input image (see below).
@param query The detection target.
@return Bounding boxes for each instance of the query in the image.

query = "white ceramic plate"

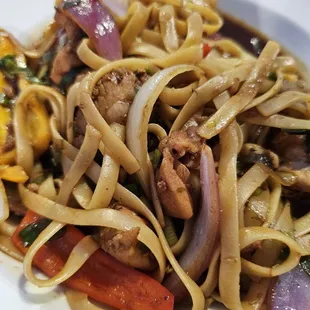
[0,0,310,309]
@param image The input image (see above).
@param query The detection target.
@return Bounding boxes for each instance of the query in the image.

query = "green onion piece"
[0,54,46,85]
[145,68,152,75]
[0,93,11,106]
[267,72,277,81]
[19,218,66,247]
[149,148,161,169]
[59,68,83,92]
[253,187,262,196]
[124,183,143,197]
[31,174,46,185]
[163,216,178,247]
[19,218,51,247]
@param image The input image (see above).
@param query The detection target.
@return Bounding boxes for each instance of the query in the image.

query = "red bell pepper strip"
[12,211,174,310]
[202,43,212,57]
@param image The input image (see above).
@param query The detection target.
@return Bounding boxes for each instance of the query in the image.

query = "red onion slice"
[268,264,310,310]
[59,0,122,60]
[164,145,221,301]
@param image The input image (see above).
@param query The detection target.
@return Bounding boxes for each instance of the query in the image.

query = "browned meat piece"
[1,123,15,153]
[50,12,84,84]
[74,68,149,144]
[270,131,310,170]
[156,148,193,219]
[159,129,202,158]
[91,68,147,124]
[99,204,157,271]
[159,128,204,169]
[5,182,27,216]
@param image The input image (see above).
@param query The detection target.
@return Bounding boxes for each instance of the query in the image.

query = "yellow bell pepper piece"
[0,165,28,183]
[0,34,51,169]
[0,35,18,164]
[0,35,17,58]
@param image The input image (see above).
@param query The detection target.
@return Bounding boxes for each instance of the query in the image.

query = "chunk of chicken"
[74,68,149,145]
[99,204,157,271]
[270,131,310,170]
[159,127,204,169]
[156,148,193,219]
[50,12,83,84]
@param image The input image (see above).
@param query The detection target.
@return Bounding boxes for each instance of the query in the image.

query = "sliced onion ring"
[59,0,122,60]
[164,145,221,301]
[267,264,310,310]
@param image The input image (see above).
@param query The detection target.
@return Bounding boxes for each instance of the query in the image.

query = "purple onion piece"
[60,0,122,60]
[268,264,310,310]
[164,145,221,301]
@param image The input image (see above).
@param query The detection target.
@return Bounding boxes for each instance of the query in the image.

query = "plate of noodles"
[0,0,310,309]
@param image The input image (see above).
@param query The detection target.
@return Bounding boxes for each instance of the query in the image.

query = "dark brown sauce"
[220,12,309,83]
[220,12,268,56]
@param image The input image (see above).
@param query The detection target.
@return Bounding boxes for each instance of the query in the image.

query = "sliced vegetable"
[0,54,45,85]
[202,43,211,58]
[12,211,174,310]
[149,148,162,169]
[164,145,220,301]
[0,165,28,183]
[0,93,12,106]
[163,216,178,247]
[19,218,51,247]
[268,264,310,309]
[59,0,122,60]
[267,71,277,81]
[124,183,143,197]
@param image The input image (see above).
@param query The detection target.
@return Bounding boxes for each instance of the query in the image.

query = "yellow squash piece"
[0,35,51,168]
[0,165,28,183]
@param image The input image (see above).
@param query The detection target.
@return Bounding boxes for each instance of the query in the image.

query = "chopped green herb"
[300,256,310,277]
[164,217,178,247]
[50,146,61,167]
[59,68,83,92]
[0,54,46,85]
[19,218,51,247]
[206,120,216,128]
[19,218,66,247]
[253,187,262,196]
[0,93,11,106]
[267,72,277,81]
[134,85,140,94]
[124,183,143,197]
[145,68,152,75]
[31,174,46,185]
[42,50,55,64]
[165,264,173,274]
[63,0,81,10]
[149,148,161,169]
